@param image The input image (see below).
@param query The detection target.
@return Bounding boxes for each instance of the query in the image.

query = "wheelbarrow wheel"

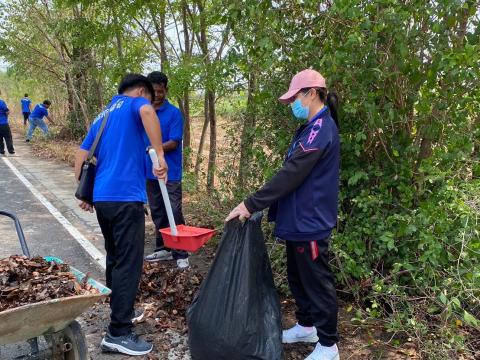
[61,320,88,360]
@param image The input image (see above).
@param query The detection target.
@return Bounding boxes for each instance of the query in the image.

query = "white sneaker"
[282,323,319,344]
[176,258,190,269]
[305,343,339,360]
[144,250,173,262]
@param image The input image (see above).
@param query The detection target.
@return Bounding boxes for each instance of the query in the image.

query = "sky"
[0,58,9,71]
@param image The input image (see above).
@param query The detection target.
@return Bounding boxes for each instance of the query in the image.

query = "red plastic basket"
[160,225,216,252]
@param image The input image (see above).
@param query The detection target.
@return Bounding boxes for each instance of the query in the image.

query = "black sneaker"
[8,151,15,155]
[101,331,152,356]
[25,139,30,143]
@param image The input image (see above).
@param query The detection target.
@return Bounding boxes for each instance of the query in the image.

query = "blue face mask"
[290,90,310,120]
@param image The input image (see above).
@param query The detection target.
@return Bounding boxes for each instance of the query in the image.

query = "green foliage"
[1,0,479,355]
[217,1,480,356]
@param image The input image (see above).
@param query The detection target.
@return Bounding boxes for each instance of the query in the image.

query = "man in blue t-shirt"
[20,94,32,126]
[26,100,54,142]
[75,74,167,356]
[143,71,189,269]
[0,95,15,155]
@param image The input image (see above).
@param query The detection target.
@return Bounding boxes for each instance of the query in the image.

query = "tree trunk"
[176,95,191,168]
[65,73,74,113]
[65,69,90,131]
[206,90,216,192]
[182,0,191,55]
[194,94,210,184]
[194,0,217,191]
[453,0,474,48]
[150,4,168,70]
[182,90,192,168]
[238,70,257,189]
[112,10,124,63]
[472,113,480,158]
[159,6,168,69]
[91,76,104,110]
[181,0,192,166]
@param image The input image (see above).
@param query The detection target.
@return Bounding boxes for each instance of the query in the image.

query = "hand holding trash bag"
[225,201,251,222]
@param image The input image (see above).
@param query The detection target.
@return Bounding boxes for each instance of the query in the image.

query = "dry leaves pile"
[0,255,98,311]
[136,262,203,333]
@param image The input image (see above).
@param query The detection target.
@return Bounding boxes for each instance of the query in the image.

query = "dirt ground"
[76,222,420,360]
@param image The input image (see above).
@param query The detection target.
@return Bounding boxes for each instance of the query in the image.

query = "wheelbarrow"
[0,211,111,359]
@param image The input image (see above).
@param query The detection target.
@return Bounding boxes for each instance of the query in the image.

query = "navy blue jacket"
[244,107,339,241]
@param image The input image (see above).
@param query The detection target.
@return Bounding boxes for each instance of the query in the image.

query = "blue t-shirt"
[144,100,183,181]
[30,104,49,119]
[0,100,9,125]
[21,98,31,113]
[80,95,151,203]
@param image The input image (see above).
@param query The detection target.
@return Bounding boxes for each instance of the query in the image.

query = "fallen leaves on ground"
[136,262,203,333]
[0,255,98,311]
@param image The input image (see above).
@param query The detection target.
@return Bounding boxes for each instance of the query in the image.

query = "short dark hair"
[118,74,155,102]
[147,71,168,87]
[43,100,51,106]
[24,93,28,97]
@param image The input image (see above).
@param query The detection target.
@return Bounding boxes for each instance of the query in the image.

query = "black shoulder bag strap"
[87,110,110,163]
[75,109,111,203]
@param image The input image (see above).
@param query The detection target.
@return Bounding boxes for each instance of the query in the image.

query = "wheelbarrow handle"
[0,210,31,257]
[148,148,178,236]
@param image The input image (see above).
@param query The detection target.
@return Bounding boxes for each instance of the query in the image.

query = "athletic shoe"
[144,249,173,262]
[305,343,340,360]
[101,331,152,356]
[25,139,30,142]
[282,323,319,344]
[176,258,190,269]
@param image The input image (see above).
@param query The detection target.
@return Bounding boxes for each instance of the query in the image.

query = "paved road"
[0,133,191,359]
[0,136,105,279]
[0,135,107,358]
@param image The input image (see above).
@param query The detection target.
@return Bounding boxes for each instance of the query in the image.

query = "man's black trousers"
[94,202,145,337]
[146,180,188,259]
[0,124,14,154]
[22,112,30,125]
[286,238,339,346]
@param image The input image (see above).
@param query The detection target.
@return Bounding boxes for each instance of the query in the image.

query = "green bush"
[217,1,480,357]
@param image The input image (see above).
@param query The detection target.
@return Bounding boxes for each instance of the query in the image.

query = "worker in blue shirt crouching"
[26,100,54,142]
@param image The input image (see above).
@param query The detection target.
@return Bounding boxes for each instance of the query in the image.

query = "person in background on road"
[20,94,32,126]
[226,69,341,360]
[75,74,168,356]
[0,94,15,155]
[26,100,54,142]
[143,71,189,269]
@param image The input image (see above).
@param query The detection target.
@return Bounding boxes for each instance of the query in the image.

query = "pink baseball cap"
[278,69,327,104]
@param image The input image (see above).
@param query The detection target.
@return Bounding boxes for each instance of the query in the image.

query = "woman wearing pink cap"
[227,69,340,360]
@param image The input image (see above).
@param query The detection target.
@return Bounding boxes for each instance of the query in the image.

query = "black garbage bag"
[187,212,284,360]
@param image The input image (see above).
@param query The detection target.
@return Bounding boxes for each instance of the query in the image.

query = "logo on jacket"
[307,118,323,144]
[296,247,305,254]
